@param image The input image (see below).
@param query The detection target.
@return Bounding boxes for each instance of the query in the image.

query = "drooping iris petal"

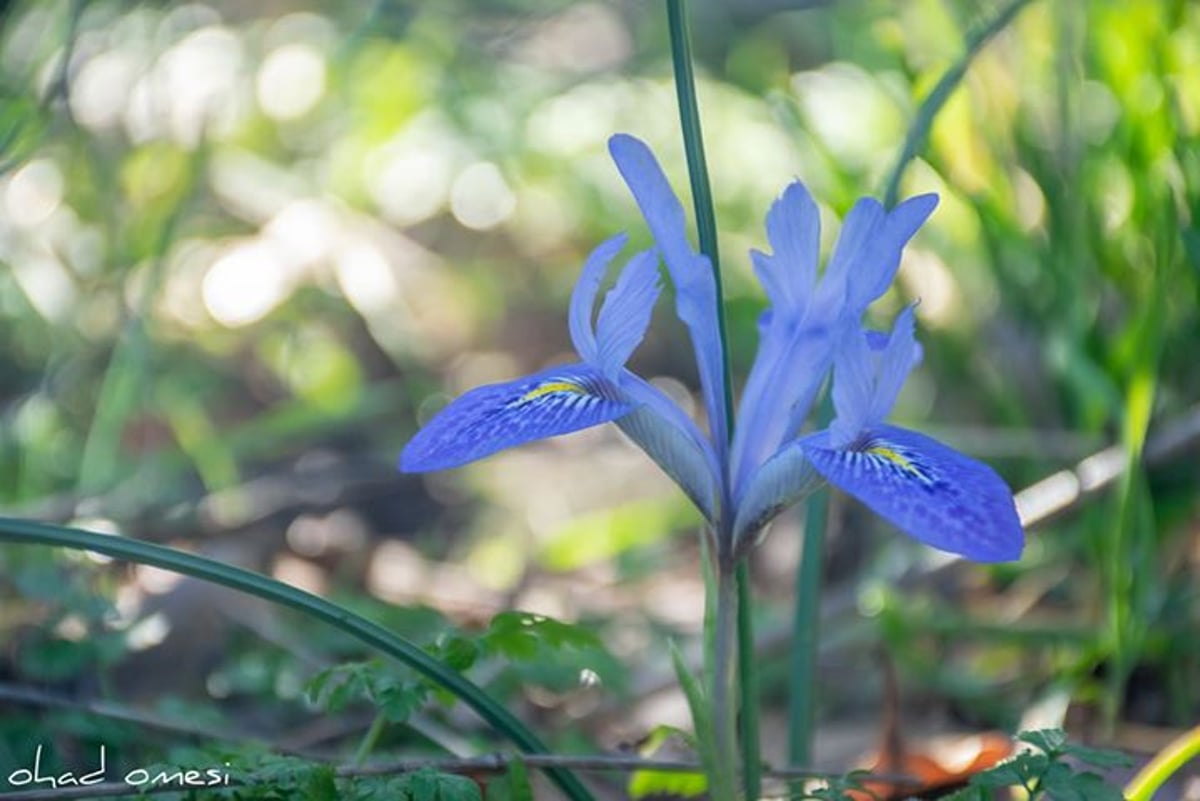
[400,363,634,472]
[568,234,629,364]
[595,250,661,378]
[732,439,820,546]
[615,371,722,522]
[608,134,729,455]
[800,425,1024,562]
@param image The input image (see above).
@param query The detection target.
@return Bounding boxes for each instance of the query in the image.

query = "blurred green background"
[1,0,1198,794]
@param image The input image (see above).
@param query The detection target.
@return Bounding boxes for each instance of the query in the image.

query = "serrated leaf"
[1018,729,1068,755]
[971,753,1049,788]
[1060,742,1134,769]
[302,766,339,801]
[483,612,603,661]
[1039,768,1125,801]
[435,635,481,672]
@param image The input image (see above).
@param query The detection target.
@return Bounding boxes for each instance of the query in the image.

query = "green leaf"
[1060,742,1135,769]
[971,752,1049,788]
[665,642,713,793]
[629,725,707,799]
[303,766,340,801]
[1039,767,1126,801]
[482,611,603,661]
[486,759,534,801]
[1018,729,1069,756]
[0,517,596,801]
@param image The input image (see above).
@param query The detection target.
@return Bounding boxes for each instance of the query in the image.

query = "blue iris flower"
[401,134,1023,563]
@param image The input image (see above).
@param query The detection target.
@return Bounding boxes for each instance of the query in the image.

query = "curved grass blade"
[0,516,595,801]
[881,0,1035,207]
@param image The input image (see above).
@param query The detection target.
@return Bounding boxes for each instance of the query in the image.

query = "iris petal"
[732,439,820,547]
[400,363,634,473]
[752,181,820,318]
[800,424,1024,562]
[615,371,722,522]
[608,134,729,455]
[568,234,628,363]
[595,250,661,378]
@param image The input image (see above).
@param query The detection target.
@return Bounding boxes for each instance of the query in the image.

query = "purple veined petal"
[400,363,634,473]
[866,305,919,426]
[752,180,821,319]
[595,249,661,378]
[732,438,821,548]
[614,370,722,522]
[608,133,729,456]
[568,234,629,363]
[800,424,1024,563]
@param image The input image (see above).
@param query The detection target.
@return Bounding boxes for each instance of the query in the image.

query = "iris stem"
[666,3,762,797]
[667,2,754,798]
[736,561,761,799]
[712,564,741,801]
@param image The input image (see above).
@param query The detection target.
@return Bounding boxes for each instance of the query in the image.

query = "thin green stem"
[0,517,594,801]
[787,488,828,776]
[735,561,761,800]
[711,565,740,801]
[881,0,1034,207]
[354,712,388,765]
[666,0,735,433]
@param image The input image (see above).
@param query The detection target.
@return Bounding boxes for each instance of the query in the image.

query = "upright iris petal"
[608,134,730,461]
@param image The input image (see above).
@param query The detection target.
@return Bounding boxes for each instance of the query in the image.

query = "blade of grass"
[76,141,207,495]
[666,0,734,435]
[0,516,595,801]
[881,0,1035,207]
[787,486,827,777]
[1124,725,1200,801]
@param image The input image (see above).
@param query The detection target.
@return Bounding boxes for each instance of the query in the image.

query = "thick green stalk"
[0,517,594,801]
